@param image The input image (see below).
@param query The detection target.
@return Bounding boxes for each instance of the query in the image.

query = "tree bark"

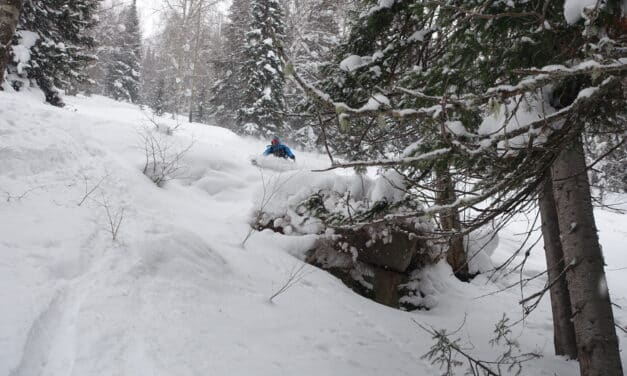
[435,163,469,280]
[188,3,203,123]
[551,132,623,376]
[538,173,577,358]
[436,96,469,281]
[0,0,22,85]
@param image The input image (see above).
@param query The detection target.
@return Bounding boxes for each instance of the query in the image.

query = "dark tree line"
[1,0,99,106]
[208,0,347,138]
[104,0,142,103]
[0,0,22,80]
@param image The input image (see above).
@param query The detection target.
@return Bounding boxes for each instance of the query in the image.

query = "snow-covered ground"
[1,91,625,375]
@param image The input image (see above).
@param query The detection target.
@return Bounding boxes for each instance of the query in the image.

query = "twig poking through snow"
[415,314,541,376]
[242,167,300,247]
[98,192,125,242]
[140,128,194,187]
[78,173,109,206]
[3,185,47,202]
[269,262,310,304]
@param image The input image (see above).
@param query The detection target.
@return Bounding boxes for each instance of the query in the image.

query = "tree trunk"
[538,173,577,359]
[551,132,623,376]
[188,4,203,123]
[435,163,469,280]
[0,0,22,85]
[436,97,469,281]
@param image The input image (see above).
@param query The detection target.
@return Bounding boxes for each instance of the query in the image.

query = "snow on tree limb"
[313,75,619,174]
[399,59,626,109]
[284,37,625,128]
[312,148,451,172]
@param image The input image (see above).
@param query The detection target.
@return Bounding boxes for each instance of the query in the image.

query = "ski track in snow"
[1,91,625,375]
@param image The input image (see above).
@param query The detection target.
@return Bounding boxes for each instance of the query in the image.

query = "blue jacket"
[263,143,295,159]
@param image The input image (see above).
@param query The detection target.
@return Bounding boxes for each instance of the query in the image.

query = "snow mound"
[563,0,598,24]
[0,145,78,175]
[250,155,298,171]
[465,227,499,274]
[132,229,229,281]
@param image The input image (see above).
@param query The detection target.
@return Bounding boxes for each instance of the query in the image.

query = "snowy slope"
[1,91,625,375]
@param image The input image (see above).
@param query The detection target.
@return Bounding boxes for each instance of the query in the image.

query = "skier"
[263,136,295,161]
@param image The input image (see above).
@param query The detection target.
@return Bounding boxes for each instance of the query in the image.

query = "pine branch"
[312,148,450,172]
[426,0,544,22]
[414,319,500,376]
[314,75,620,175]
[512,60,627,77]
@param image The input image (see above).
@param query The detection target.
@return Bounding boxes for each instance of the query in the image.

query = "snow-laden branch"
[395,87,468,105]
[512,59,627,77]
[335,176,514,229]
[313,76,620,174]
[397,59,627,109]
[426,0,545,22]
[339,102,443,120]
[337,28,436,73]
[282,41,454,122]
[488,59,627,98]
[293,59,625,129]
[285,35,624,123]
[286,57,445,121]
[312,148,451,172]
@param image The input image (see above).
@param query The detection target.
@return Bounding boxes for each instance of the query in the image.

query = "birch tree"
[155,0,220,118]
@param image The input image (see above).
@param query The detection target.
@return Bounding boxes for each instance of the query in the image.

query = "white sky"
[135,0,231,37]
[137,0,165,37]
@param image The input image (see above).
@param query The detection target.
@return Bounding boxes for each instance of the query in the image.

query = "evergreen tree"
[282,0,341,72]
[208,0,251,128]
[281,0,344,148]
[291,0,625,373]
[82,2,118,96]
[238,0,287,136]
[0,0,22,84]
[140,45,158,105]
[192,80,210,122]
[429,4,625,370]
[152,77,166,116]
[105,0,142,103]
[298,1,429,160]
[8,0,99,106]
[586,132,626,196]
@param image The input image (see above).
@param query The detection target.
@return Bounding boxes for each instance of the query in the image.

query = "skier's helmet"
[271,136,280,145]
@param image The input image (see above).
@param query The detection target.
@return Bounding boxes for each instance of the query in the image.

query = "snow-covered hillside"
[1,91,625,375]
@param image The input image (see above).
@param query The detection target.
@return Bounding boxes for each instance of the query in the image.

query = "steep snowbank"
[1,91,625,375]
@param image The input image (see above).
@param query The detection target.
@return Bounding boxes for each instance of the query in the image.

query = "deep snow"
[1,90,625,375]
